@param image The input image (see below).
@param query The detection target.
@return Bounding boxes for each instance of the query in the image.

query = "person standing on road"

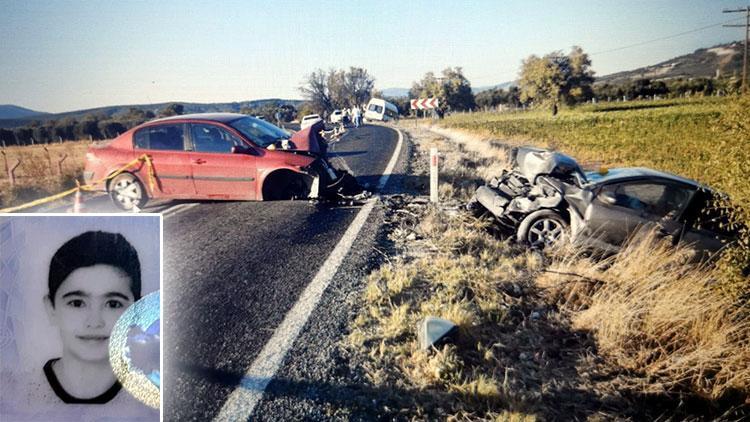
[352,106,361,128]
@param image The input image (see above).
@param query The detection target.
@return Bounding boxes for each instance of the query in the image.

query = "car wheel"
[109,173,148,210]
[263,172,309,201]
[517,209,568,248]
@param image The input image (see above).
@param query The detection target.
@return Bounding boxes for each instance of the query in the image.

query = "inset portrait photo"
[0,215,160,422]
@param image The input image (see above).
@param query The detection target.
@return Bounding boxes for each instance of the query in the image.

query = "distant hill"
[0,99,303,129]
[380,41,744,98]
[596,41,744,85]
[381,88,410,98]
[472,81,516,94]
[0,105,48,120]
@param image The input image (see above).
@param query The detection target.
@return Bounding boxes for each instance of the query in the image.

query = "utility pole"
[724,6,750,92]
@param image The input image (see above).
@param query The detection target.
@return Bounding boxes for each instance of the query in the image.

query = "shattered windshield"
[228,116,291,148]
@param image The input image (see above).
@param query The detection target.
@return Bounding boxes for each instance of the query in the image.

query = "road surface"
[161,124,406,420]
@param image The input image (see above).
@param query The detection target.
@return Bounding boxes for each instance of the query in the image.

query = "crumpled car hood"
[289,120,327,157]
[513,146,586,185]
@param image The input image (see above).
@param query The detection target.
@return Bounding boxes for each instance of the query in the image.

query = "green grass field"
[443,93,750,299]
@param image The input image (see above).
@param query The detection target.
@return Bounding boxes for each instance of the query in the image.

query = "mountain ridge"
[0,99,303,128]
[380,40,744,96]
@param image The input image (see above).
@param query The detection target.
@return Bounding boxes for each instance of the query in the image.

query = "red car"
[84,113,350,210]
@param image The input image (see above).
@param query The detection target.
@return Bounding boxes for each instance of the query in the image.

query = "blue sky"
[0,0,745,113]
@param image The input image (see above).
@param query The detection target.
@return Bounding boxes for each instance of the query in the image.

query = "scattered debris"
[417,317,459,350]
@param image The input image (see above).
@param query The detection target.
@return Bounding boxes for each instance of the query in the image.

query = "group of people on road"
[351,106,362,128]
[342,106,363,128]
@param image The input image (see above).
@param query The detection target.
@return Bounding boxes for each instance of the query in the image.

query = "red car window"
[190,124,245,154]
[134,124,186,151]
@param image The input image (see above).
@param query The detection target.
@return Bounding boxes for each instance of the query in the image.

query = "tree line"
[298,67,375,117]
[4,45,741,147]
[0,102,299,147]
[296,46,745,117]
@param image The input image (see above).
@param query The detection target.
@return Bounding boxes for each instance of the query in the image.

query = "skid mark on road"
[214,127,404,421]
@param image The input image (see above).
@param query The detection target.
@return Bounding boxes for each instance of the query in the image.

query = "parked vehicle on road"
[300,114,323,129]
[84,113,363,210]
[363,98,398,122]
[469,146,740,259]
[330,110,344,124]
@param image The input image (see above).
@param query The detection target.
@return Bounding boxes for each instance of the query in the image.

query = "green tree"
[344,67,375,107]
[410,67,476,112]
[32,126,51,144]
[158,103,184,117]
[475,86,522,109]
[99,121,127,139]
[385,96,411,116]
[0,128,16,146]
[299,69,335,115]
[519,46,594,113]
[300,67,375,115]
[13,127,33,145]
[565,46,595,103]
[277,104,297,122]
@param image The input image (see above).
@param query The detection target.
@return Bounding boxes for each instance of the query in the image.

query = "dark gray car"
[469,146,738,258]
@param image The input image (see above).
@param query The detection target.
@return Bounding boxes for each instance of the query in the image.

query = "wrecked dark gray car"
[468,146,737,257]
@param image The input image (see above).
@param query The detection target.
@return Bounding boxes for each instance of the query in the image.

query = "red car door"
[133,123,195,198]
[187,123,258,200]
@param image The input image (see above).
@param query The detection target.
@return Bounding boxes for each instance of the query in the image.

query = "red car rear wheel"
[109,173,148,210]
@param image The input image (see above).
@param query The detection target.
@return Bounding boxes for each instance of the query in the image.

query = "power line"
[590,17,745,56]
[469,16,746,83]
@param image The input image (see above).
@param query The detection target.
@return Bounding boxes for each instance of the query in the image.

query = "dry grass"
[0,141,90,208]
[540,230,750,402]
[349,206,548,418]
[394,122,510,203]
[346,122,749,420]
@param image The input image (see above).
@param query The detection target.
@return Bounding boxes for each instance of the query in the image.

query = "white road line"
[328,131,355,175]
[214,127,403,421]
[162,203,199,218]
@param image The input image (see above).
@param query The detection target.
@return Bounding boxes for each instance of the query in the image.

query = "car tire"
[516,209,568,248]
[263,172,308,201]
[109,173,148,210]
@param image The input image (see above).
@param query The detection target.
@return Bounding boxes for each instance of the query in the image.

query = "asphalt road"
[162,124,402,420]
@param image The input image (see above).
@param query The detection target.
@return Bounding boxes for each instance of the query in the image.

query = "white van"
[363,98,399,122]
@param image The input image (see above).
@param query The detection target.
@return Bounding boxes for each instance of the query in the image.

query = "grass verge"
[344,120,748,420]
[0,141,89,208]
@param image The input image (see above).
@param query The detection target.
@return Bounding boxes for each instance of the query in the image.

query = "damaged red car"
[84,113,360,210]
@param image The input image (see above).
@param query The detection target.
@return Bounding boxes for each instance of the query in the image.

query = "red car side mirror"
[231,145,258,156]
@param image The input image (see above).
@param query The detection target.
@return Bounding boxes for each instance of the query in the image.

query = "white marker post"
[430,147,439,203]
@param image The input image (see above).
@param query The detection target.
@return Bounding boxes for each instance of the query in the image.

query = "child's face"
[46,264,136,363]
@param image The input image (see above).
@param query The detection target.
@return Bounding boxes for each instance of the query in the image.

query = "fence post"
[430,147,439,203]
[43,146,53,175]
[57,153,68,176]
[1,151,7,181]
[8,157,21,186]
